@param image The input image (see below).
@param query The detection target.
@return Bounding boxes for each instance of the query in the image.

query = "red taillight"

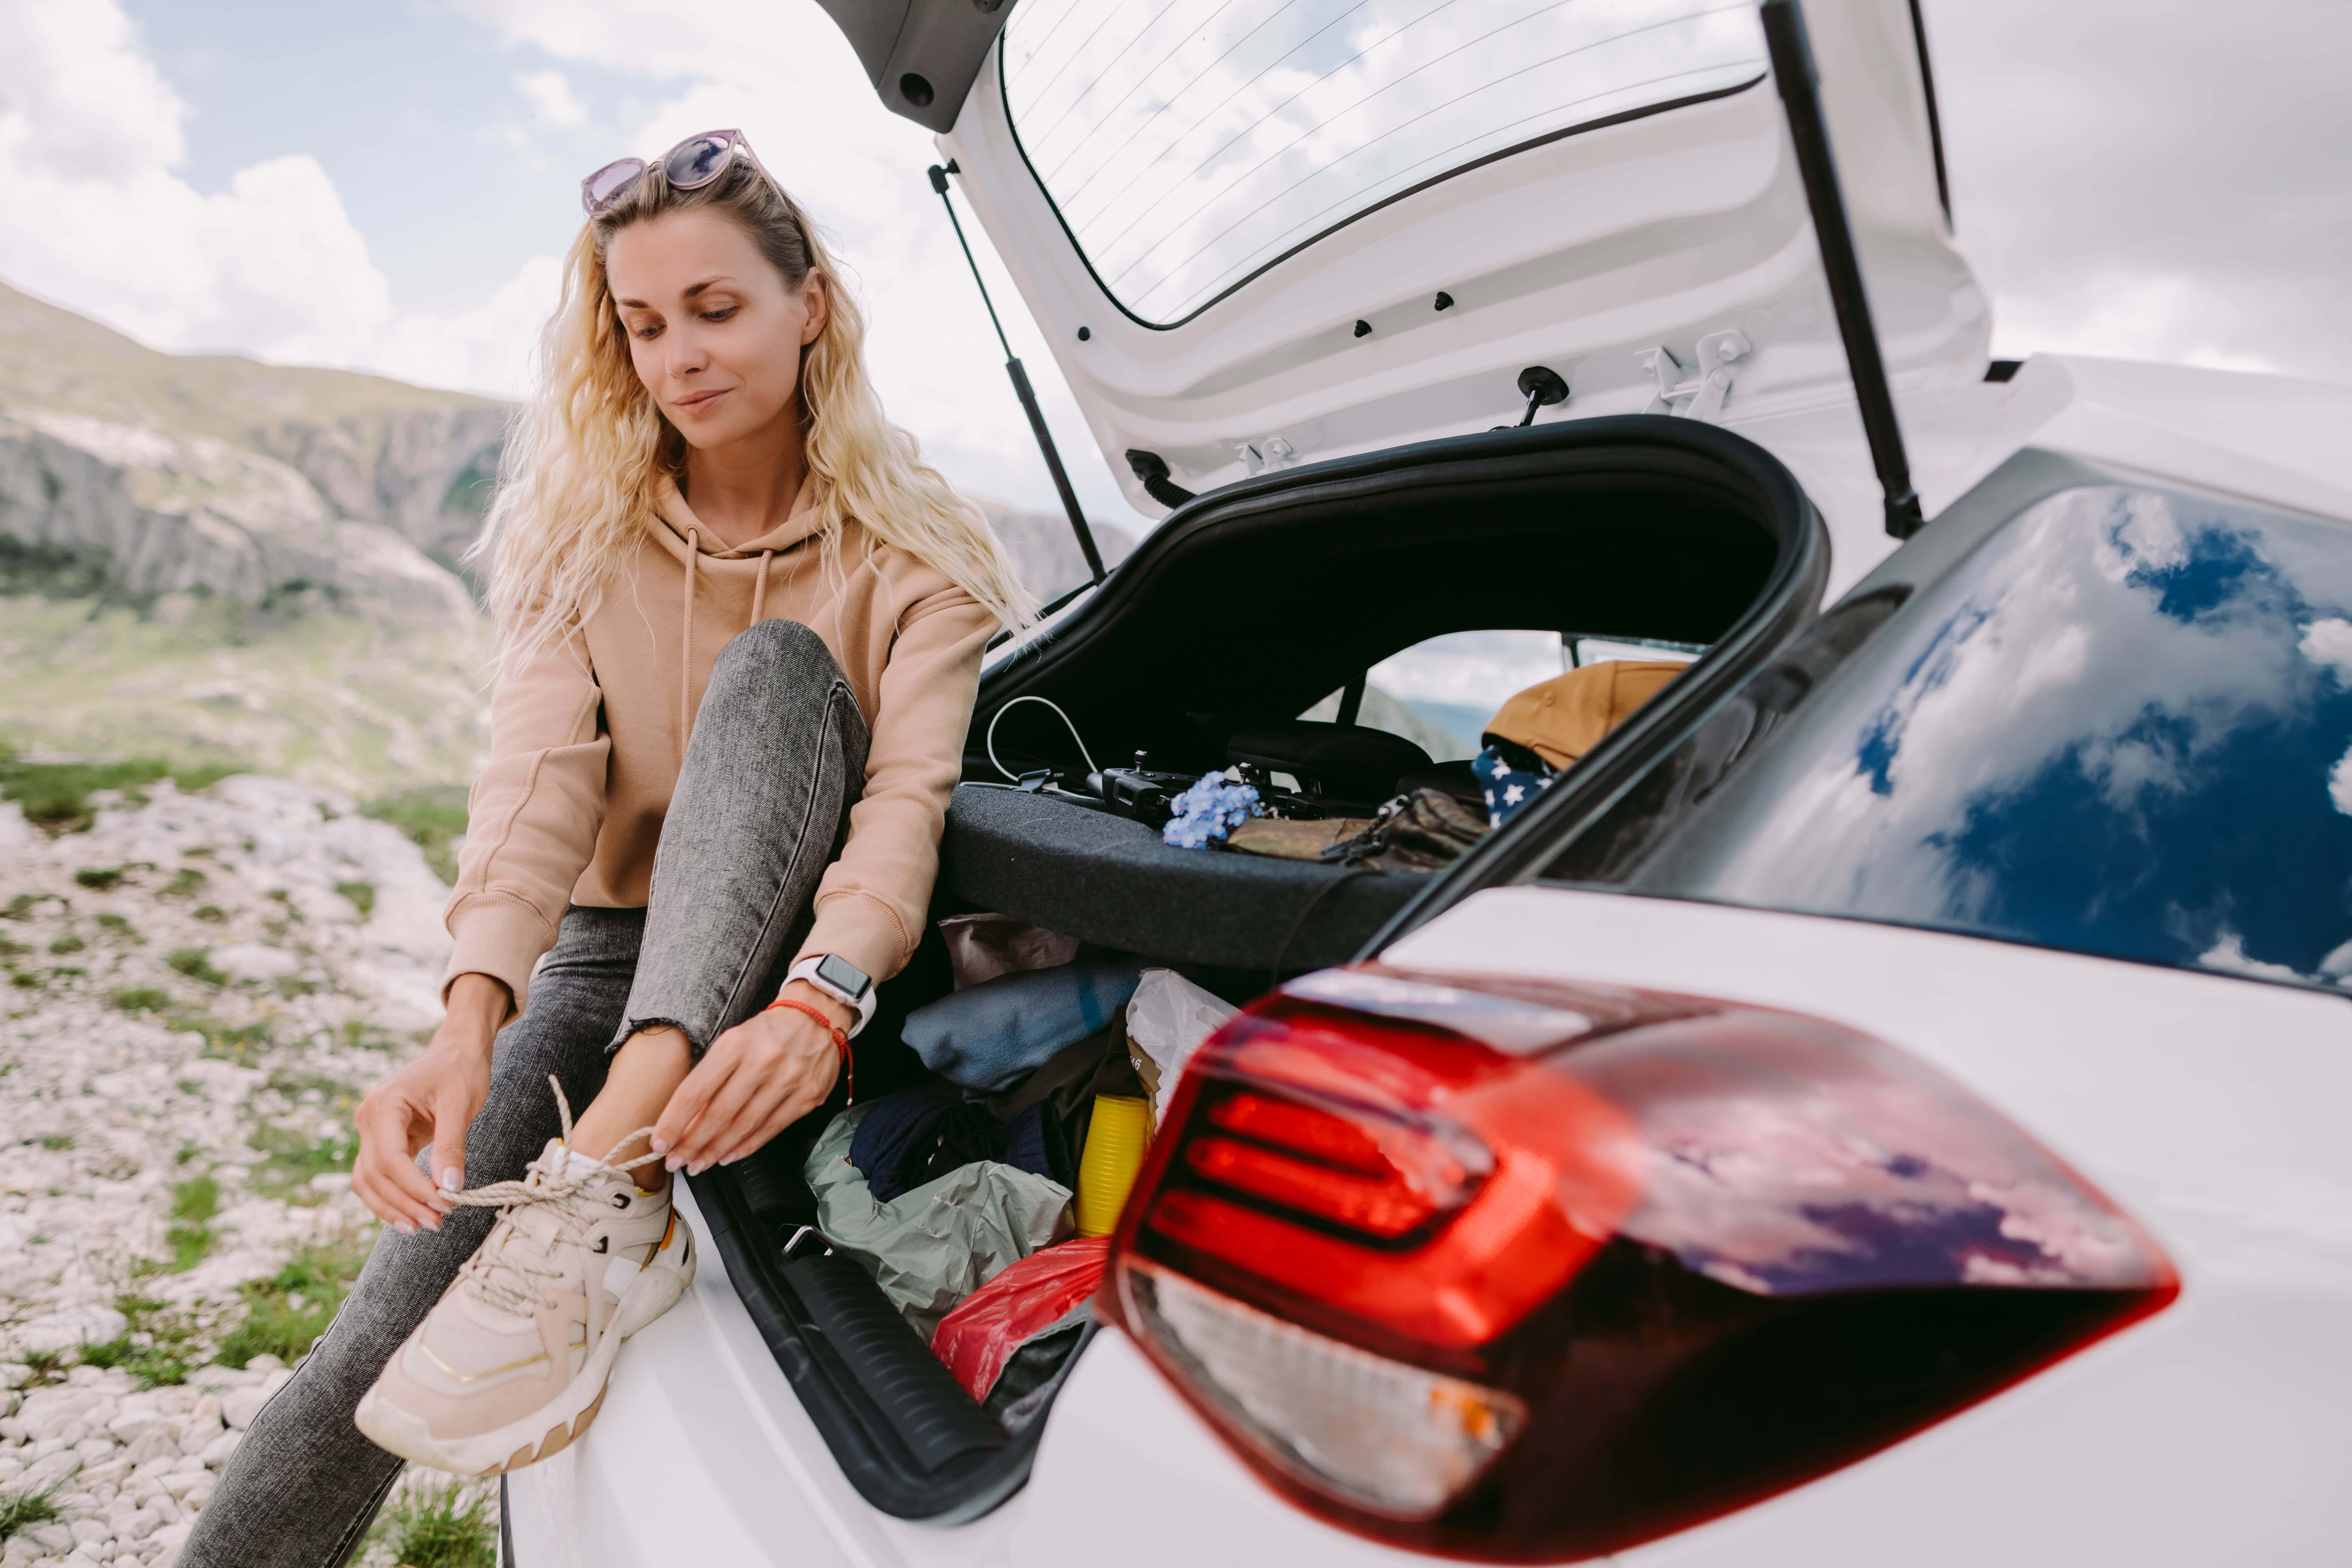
[1105,966,2178,1559]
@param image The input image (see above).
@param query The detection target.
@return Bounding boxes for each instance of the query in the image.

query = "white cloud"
[2198,932,2307,985]
[373,254,565,401]
[0,0,392,366]
[1923,0,2352,382]
[2300,618,2352,684]
[0,0,558,397]
[2331,742,2352,819]
[516,69,585,128]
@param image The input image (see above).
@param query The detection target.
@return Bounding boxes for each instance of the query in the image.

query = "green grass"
[164,1173,220,1270]
[34,1133,70,1152]
[162,867,208,899]
[0,749,241,835]
[192,904,226,923]
[17,1351,62,1387]
[247,1123,356,1199]
[77,1294,203,1388]
[110,987,171,1013]
[334,880,376,918]
[180,1013,272,1063]
[217,1238,366,1368]
[361,785,469,884]
[46,934,82,955]
[0,1483,60,1541]
[374,1480,498,1568]
[94,912,134,937]
[166,946,227,985]
[73,865,126,890]
[0,937,23,960]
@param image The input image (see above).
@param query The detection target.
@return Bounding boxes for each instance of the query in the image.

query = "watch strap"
[785,955,876,1037]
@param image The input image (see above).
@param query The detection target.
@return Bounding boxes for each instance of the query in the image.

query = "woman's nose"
[665,330,707,379]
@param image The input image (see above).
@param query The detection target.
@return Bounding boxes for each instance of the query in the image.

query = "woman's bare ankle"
[570,1025,693,1180]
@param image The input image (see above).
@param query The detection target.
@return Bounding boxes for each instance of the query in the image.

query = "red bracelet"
[766,995,854,1104]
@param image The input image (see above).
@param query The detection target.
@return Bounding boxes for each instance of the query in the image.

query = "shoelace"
[444,1076,662,1319]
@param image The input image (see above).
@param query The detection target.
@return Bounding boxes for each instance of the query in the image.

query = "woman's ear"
[799,272,831,346]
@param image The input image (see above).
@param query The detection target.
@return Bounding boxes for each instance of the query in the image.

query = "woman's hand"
[652,981,851,1175]
[352,973,507,1233]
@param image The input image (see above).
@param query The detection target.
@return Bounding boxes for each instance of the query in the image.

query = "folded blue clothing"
[902,955,1148,1092]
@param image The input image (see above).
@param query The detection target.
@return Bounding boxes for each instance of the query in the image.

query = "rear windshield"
[1000,0,1767,327]
[1543,484,2352,994]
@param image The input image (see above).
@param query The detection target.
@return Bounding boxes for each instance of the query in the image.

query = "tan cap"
[1484,660,1686,770]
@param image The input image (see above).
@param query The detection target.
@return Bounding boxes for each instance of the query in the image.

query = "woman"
[184,131,1031,1565]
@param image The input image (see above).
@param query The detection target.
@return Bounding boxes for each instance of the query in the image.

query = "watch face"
[814,953,872,1001]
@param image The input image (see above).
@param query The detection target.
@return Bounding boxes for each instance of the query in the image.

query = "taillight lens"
[1105,966,2178,1559]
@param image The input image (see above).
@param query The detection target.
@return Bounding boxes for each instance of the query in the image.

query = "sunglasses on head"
[579,129,780,217]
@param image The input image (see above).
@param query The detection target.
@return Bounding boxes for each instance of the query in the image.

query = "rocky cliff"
[0,282,501,619]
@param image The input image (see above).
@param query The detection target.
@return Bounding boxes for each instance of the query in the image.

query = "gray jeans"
[182,620,872,1567]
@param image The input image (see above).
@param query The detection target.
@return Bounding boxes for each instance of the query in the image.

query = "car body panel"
[940,0,1983,513]
[521,887,2351,1565]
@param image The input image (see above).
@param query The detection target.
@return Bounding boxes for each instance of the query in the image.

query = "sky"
[0,0,2344,522]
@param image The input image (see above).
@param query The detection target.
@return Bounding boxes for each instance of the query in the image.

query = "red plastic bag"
[932,1237,1109,1402]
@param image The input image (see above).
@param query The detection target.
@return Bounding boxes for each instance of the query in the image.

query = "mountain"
[0,282,503,619]
[0,281,1137,797]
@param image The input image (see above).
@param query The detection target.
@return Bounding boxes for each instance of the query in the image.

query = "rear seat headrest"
[1226,720,1432,801]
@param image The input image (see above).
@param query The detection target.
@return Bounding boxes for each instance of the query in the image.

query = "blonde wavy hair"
[473,154,1035,660]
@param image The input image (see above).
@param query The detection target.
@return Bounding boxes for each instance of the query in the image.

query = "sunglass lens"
[663,134,734,189]
[583,158,645,214]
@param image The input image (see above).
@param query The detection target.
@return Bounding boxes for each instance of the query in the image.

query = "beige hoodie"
[441,478,996,1014]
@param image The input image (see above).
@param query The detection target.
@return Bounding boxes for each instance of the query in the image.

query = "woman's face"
[606,207,830,452]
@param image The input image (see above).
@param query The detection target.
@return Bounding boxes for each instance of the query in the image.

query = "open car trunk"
[685,415,1828,1522]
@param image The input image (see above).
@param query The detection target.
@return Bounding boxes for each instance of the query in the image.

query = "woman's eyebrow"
[612,276,740,311]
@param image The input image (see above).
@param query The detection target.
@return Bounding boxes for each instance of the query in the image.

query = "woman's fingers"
[353,1093,446,1232]
[673,1044,775,1174]
[654,1044,741,1168]
[429,1092,472,1196]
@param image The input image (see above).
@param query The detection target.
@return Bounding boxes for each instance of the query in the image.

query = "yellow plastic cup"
[1075,1094,1153,1237]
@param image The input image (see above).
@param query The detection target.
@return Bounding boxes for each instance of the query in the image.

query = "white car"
[505,0,2352,1563]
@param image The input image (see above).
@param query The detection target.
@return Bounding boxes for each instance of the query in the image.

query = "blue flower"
[1163,771,1263,849]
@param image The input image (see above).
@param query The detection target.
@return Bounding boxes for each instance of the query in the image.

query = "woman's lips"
[673,387,731,415]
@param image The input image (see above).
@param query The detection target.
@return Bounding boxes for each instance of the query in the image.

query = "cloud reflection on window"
[1656,486,2352,992]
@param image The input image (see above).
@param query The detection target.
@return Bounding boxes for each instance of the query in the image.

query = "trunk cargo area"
[694,416,1822,1519]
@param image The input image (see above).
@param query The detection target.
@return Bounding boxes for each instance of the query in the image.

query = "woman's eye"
[633,323,663,340]
[702,307,738,323]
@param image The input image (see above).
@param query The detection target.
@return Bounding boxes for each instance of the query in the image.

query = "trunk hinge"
[1641,330,1751,422]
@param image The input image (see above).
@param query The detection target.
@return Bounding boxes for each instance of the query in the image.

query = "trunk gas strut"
[928,161,1108,584]
[1761,0,1926,540]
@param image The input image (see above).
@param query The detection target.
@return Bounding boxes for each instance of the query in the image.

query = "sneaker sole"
[355,1222,697,1476]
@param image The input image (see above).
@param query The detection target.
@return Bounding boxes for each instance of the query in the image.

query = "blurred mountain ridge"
[0,278,1127,796]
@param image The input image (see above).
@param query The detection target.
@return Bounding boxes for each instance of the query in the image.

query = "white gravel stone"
[18,1307,130,1355]
[217,1388,266,1431]
[0,779,462,1564]
[206,945,300,984]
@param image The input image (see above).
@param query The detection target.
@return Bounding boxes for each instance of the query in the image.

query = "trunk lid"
[853,0,1988,513]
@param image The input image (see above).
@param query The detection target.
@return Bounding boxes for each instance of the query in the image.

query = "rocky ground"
[0,776,494,1565]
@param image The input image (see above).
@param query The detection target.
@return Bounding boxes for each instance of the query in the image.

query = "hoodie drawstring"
[679,527,699,753]
[679,534,781,758]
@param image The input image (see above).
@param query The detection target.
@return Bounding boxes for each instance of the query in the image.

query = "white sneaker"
[355,1093,694,1475]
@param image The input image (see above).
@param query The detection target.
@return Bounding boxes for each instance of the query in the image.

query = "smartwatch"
[785,954,876,1037]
